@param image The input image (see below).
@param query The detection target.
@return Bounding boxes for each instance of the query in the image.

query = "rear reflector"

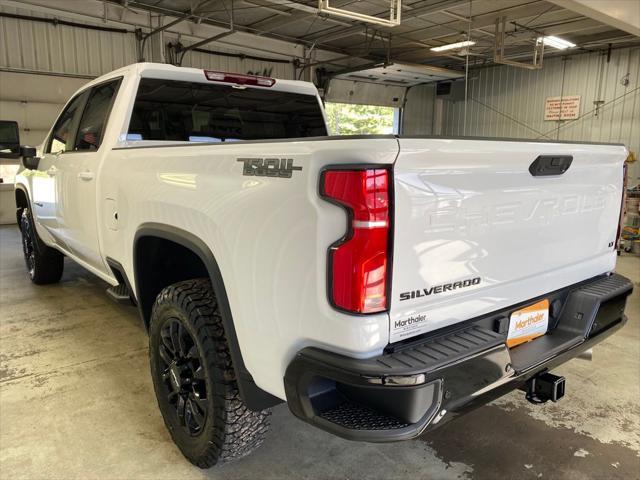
[321,168,390,314]
[204,70,276,87]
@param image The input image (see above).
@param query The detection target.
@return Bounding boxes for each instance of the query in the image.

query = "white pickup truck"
[1,63,633,468]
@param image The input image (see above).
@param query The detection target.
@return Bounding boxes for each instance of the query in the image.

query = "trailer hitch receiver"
[525,373,566,404]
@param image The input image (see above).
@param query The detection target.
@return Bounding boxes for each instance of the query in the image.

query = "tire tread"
[20,209,63,285]
[150,279,270,468]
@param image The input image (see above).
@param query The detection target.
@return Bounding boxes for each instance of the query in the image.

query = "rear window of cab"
[127,78,327,143]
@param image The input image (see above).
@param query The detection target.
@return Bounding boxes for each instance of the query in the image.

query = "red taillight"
[204,70,276,87]
[321,168,391,314]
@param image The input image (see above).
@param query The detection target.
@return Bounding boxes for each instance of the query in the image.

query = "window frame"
[72,77,122,153]
[45,76,123,155]
[45,90,89,155]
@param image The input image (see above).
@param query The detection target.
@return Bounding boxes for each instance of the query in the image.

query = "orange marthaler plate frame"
[507,299,550,348]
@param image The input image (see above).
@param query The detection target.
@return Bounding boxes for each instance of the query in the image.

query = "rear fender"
[133,223,282,411]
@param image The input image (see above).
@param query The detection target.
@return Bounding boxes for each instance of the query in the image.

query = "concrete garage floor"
[1,224,638,480]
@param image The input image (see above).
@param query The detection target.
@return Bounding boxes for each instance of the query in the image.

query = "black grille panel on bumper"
[320,400,410,430]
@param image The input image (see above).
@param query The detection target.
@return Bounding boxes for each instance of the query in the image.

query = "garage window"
[325,102,399,135]
[128,78,327,142]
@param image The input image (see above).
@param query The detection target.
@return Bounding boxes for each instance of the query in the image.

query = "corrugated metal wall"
[0,4,137,76]
[440,47,640,181]
[0,4,297,79]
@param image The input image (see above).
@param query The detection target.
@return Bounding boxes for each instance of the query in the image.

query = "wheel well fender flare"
[133,223,282,411]
[15,185,29,226]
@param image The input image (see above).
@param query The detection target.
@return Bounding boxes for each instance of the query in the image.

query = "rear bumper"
[284,273,633,442]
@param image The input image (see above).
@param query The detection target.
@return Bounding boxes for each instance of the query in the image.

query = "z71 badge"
[237,158,302,178]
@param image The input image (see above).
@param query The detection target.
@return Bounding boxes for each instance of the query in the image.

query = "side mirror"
[0,120,21,159]
[21,146,40,170]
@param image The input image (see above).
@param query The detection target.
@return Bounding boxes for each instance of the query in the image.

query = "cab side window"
[47,94,85,154]
[74,80,120,151]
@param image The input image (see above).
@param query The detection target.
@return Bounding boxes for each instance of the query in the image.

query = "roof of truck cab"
[81,62,320,97]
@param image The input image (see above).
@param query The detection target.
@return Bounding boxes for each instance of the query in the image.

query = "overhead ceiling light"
[537,35,576,50]
[430,40,476,52]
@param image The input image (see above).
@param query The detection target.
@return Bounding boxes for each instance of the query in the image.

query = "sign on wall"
[544,95,581,120]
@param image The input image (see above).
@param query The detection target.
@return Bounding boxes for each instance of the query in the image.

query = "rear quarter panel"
[99,138,398,399]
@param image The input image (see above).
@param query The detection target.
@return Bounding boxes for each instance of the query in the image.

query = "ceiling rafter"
[238,0,293,17]
[247,0,363,33]
[117,0,367,62]
[252,0,471,38]
[392,1,563,48]
[107,0,640,70]
[294,1,558,65]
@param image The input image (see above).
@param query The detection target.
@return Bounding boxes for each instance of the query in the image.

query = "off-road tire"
[149,278,271,468]
[20,208,64,285]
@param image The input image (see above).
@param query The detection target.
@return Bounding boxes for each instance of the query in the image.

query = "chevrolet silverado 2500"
[3,63,633,467]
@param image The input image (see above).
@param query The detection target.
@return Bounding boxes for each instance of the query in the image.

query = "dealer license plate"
[507,299,549,348]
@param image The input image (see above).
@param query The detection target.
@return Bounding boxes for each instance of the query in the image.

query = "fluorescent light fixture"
[430,40,476,52]
[537,35,576,50]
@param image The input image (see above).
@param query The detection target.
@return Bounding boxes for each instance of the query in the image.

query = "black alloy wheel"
[149,279,271,468]
[21,210,36,277]
[158,317,208,436]
[19,208,64,284]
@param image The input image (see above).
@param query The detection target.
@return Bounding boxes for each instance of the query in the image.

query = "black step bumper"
[284,273,633,442]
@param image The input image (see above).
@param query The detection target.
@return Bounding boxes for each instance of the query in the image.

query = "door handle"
[78,170,94,181]
[46,166,58,177]
[529,155,573,176]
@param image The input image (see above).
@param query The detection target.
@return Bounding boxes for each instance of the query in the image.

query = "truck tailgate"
[390,138,627,343]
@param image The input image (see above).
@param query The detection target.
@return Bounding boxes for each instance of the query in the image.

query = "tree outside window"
[325,102,397,135]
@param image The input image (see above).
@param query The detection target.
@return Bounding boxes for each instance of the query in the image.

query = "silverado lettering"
[399,277,481,301]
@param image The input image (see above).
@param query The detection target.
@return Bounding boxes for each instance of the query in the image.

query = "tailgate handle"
[529,155,573,176]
